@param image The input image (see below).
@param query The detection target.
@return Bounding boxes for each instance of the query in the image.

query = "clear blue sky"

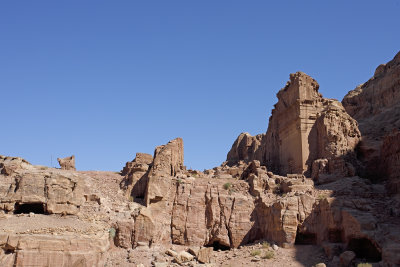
[1,1,399,171]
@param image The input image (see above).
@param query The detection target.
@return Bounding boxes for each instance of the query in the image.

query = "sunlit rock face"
[227,72,360,177]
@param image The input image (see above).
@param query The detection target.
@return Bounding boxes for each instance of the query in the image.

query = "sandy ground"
[104,242,329,267]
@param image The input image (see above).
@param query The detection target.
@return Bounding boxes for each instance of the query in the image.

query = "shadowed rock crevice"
[347,237,382,262]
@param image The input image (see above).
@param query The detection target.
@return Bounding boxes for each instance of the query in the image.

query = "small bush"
[357,264,372,267]
[317,194,327,200]
[177,178,183,184]
[129,196,134,202]
[223,182,232,190]
[250,249,261,256]
[262,251,274,259]
[109,227,116,239]
[261,241,270,249]
[274,187,281,195]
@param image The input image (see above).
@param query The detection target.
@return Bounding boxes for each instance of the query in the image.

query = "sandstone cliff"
[227,72,361,179]
[342,51,400,187]
[2,52,400,267]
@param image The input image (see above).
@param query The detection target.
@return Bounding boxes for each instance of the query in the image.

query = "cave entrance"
[295,230,317,245]
[207,241,231,251]
[14,203,46,214]
[328,228,343,243]
[347,238,382,262]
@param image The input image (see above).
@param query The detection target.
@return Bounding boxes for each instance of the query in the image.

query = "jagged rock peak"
[277,71,321,106]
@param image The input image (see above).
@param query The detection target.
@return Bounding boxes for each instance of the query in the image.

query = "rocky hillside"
[342,51,400,189]
[1,51,400,267]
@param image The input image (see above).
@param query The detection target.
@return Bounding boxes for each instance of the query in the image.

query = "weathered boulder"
[339,251,356,266]
[197,247,213,263]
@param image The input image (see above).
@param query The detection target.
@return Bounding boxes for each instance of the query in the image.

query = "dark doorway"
[14,203,46,214]
[347,238,381,262]
[207,241,231,251]
[295,230,317,245]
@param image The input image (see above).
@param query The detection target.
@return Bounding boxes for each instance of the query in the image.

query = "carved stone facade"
[227,72,360,176]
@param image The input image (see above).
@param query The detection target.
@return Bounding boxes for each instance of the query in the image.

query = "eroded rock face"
[227,72,360,177]
[120,153,153,200]
[0,233,109,267]
[342,51,400,181]
[57,155,76,171]
[380,130,400,194]
[226,133,266,166]
[0,156,84,215]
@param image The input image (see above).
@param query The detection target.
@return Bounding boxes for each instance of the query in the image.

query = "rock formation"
[0,156,84,215]
[2,51,400,267]
[380,130,400,194]
[227,72,361,179]
[120,153,153,201]
[57,155,76,170]
[342,51,400,184]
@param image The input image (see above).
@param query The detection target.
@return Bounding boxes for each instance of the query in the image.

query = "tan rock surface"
[3,52,400,267]
[57,155,76,171]
[227,72,360,177]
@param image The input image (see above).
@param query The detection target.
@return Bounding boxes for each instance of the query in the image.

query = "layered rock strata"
[117,137,400,266]
[0,156,84,215]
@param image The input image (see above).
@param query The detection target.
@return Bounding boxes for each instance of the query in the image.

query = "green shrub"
[262,251,274,259]
[223,182,232,190]
[357,264,372,267]
[109,227,116,239]
[261,241,270,249]
[177,178,183,184]
[250,249,261,256]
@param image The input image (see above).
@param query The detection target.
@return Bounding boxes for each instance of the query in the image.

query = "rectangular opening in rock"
[207,241,231,251]
[14,203,47,214]
[295,231,317,245]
